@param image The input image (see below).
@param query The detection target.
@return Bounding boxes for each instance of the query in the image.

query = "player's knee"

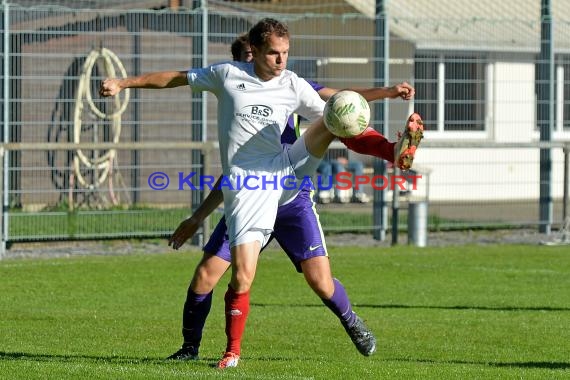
[308,280,333,299]
[304,120,335,158]
[191,266,218,293]
[304,273,334,298]
[231,269,256,292]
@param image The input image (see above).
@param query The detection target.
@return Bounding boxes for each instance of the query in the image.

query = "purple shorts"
[203,189,327,272]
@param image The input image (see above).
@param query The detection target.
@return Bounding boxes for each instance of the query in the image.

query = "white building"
[375,0,570,202]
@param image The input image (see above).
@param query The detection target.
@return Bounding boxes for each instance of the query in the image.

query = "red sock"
[224,286,250,356]
[339,127,395,163]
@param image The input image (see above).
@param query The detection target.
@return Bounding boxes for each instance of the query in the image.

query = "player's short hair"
[248,18,289,49]
[231,33,249,61]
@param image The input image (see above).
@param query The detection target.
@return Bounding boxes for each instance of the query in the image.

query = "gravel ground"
[2,228,568,260]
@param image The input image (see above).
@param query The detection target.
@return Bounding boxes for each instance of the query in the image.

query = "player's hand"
[99,78,122,97]
[392,82,415,100]
[169,216,201,250]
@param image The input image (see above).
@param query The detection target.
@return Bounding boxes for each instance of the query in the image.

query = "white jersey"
[186,61,325,174]
[186,61,326,247]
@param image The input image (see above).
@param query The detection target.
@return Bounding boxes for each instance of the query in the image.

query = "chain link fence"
[1,1,569,254]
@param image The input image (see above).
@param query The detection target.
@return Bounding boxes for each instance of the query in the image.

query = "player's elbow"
[168,71,189,88]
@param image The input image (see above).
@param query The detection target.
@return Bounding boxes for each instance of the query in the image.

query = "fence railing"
[0,141,215,257]
[0,141,568,258]
[2,3,570,257]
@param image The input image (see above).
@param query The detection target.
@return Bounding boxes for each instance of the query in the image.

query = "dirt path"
[2,228,567,260]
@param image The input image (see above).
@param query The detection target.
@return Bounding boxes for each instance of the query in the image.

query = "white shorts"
[223,134,322,247]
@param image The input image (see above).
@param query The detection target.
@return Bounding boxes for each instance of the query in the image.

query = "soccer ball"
[323,90,370,138]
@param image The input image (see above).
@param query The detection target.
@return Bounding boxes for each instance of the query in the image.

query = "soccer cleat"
[166,345,199,361]
[343,315,376,356]
[217,351,240,369]
[394,112,424,171]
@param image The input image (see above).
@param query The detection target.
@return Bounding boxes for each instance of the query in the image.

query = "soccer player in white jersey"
[165,34,421,368]
[99,18,422,369]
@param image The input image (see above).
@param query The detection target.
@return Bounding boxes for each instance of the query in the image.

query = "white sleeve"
[294,76,326,122]
[186,63,226,93]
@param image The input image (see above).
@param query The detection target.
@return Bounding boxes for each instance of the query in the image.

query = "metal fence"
[1,1,570,254]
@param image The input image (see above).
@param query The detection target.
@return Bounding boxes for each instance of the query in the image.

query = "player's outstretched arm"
[346,82,415,101]
[99,71,189,97]
[317,82,414,103]
[168,176,224,250]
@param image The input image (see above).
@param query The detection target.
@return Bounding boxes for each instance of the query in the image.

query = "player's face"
[239,44,253,63]
[252,33,289,81]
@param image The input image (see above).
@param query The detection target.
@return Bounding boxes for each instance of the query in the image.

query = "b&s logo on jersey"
[236,104,278,125]
[241,104,273,117]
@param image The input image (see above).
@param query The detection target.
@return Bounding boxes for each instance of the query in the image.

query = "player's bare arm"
[346,82,414,101]
[169,176,224,249]
[317,81,414,103]
[99,70,189,97]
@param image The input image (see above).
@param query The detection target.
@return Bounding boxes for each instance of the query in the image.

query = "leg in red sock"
[340,113,424,171]
[339,127,395,162]
[223,285,250,356]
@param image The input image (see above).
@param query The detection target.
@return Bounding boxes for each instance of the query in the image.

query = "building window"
[415,54,486,132]
[414,55,438,131]
[537,55,570,134]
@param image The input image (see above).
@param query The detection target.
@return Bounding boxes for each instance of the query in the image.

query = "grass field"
[1,244,569,379]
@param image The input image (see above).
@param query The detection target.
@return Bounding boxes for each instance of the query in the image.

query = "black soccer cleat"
[166,345,199,361]
[343,315,376,356]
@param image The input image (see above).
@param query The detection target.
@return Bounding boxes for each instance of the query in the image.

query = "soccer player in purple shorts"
[164,34,419,367]
[101,20,423,368]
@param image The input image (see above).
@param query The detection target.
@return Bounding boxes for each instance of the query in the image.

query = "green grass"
[1,245,569,379]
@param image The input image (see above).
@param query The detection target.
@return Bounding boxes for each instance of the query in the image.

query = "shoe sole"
[345,316,377,357]
[166,355,199,361]
[217,360,239,369]
[217,354,240,369]
[362,342,376,356]
[217,362,238,368]
[396,113,424,171]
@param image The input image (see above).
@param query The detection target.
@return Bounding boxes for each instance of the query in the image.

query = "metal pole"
[191,0,205,245]
[379,3,400,246]
[562,145,570,225]
[199,0,209,246]
[408,200,428,247]
[129,14,141,204]
[373,0,389,241]
[2,0,10,255]
[0,147,4,259]
[201,0,208,141]
[391,167,399,245]
[538,0,554,234]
